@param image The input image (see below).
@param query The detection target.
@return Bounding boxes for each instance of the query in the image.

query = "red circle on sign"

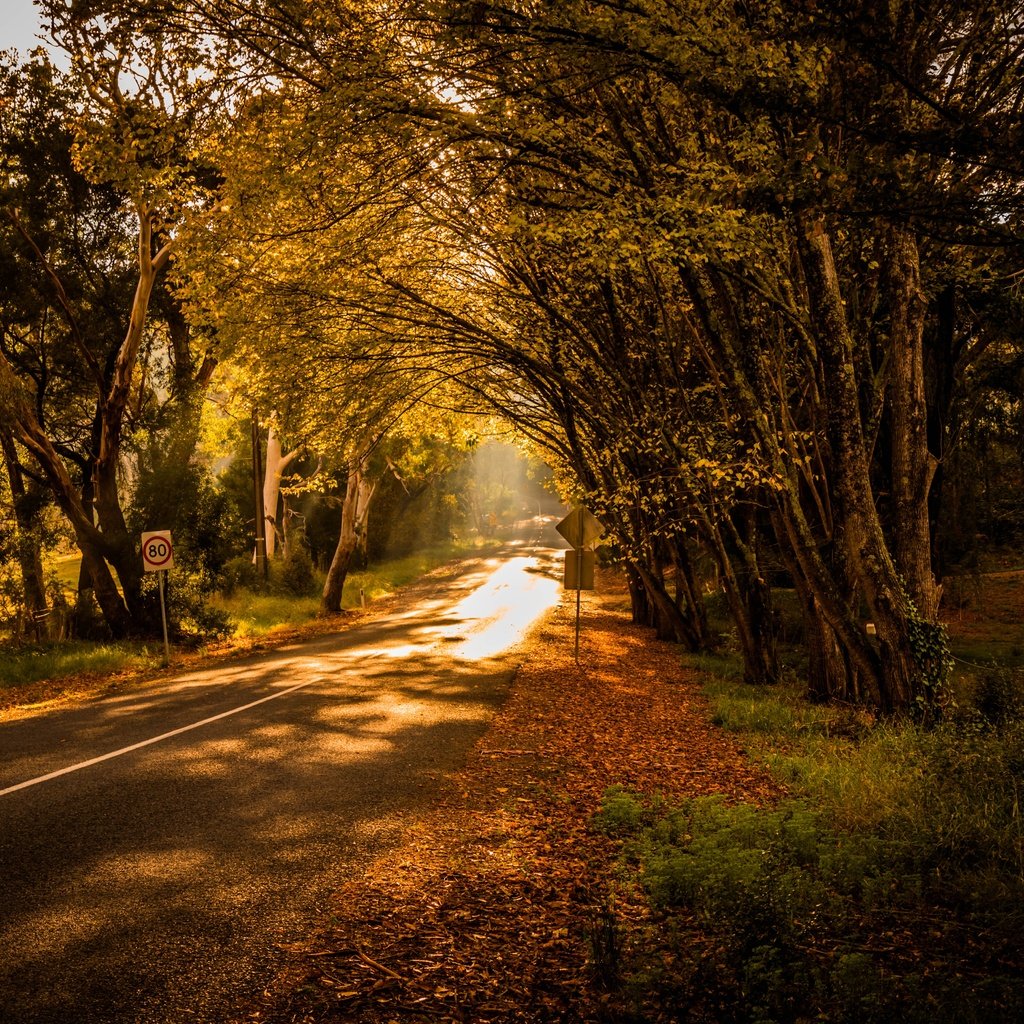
[144,537,173,567]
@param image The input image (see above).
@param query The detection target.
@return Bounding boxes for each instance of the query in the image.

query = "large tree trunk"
[668,539,713,650]
[680,261,879,701]
[886,226,939,618]
[262,425,299,559]
[625,562,652,627]
[799,216,930,713]
[1,430,49,638]
[320,461,377,615]
[631,559,705,650]
[697,512,779,687]
[90,201,176,626]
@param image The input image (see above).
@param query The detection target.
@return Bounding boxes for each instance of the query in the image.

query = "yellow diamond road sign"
[556,507,602,549]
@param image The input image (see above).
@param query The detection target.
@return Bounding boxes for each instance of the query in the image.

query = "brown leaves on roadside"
[245,569,781,1023]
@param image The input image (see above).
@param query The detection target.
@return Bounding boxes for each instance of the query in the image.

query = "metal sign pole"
[159,569,170,666]
[556,508,602,667]
[574,545,583,663]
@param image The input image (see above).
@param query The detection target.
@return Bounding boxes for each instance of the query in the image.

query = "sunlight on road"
[349,555,561,663]
[446,556,561,660]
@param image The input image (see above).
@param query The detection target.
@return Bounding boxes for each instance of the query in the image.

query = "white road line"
[0,678,318,799]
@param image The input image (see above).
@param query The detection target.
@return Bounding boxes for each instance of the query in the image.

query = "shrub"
[616,793,1024,1023]
[600,666,1024,1023]
[592,786,650,836]
[158,571,232,644]
[270,539,317,596]
[219,554,259,595]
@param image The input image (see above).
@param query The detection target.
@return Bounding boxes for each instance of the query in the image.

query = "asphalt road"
[0,530,564,1024]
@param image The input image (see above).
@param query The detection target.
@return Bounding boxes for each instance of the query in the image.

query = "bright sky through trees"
[0,0,45,54]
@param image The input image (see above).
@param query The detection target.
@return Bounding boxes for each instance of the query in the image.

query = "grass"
[944,570,1024,668]
[207,592,323,637]
[592,654,1024,1023]
[0,642,162,691]
[49,552,82,597]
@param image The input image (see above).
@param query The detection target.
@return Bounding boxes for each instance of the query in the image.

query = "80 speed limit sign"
[141,530,174,572]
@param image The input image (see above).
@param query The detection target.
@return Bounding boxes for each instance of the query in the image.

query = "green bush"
[158,571,232,645]
[270,540,317,596]
[592,786,651,836]
[219,554,259,595]
[598,663,1024,1023]
[611,791,1024,1023]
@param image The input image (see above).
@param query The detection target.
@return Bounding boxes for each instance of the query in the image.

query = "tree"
[0,9,227,636]
[0,429,50,636]
[127,0,1024,712]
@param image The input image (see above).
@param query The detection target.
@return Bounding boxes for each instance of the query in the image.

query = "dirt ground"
[238,570,781,1024]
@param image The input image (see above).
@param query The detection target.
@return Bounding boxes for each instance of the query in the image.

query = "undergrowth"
[593,667,1024,1023]
[0,642,161,691]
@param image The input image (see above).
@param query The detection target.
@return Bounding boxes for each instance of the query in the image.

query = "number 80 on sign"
[141,530,174,572]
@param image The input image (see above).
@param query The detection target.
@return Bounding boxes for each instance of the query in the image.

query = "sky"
[1,0,48,55]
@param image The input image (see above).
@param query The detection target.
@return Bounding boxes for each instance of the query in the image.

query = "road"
[0,528,564,1024]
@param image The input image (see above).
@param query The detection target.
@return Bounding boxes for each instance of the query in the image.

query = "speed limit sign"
[141,530,174,572]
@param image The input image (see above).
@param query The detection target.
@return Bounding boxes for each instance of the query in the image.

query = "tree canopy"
[3,0,1021,712]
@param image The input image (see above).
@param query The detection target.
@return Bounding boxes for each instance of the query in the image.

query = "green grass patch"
[951,637,1024,669]
[209,591,322,637]
[0,642,161,690]
[49,553,82,596]
[595,664,1024,1023]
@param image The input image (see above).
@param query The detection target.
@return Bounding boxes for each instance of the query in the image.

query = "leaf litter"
[241,568,782,1023]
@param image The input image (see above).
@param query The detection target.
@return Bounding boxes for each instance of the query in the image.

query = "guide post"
[141,530,174,666]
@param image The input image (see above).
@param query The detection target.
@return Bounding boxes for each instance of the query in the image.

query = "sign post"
[142,530,173,666]
[555,508,602,663]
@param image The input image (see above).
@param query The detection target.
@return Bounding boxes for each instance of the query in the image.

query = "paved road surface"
[0,530,563,1023]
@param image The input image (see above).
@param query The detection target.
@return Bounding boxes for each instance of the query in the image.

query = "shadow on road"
[0,531,567,1024]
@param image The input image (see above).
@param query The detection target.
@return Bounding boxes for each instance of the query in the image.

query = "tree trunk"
[1,430,49,638]
[320,461,377,615]
[786,561,873,704]
[90,203,175,627]
[625,563,651,626]
[719,570,778,687]
[886,226,939,618]
[262,425,299,559]
[799,215,927,712]
[632,560,704,650]
[668,539,713,650]
[697,514,779,687]
[681,258,881,702]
